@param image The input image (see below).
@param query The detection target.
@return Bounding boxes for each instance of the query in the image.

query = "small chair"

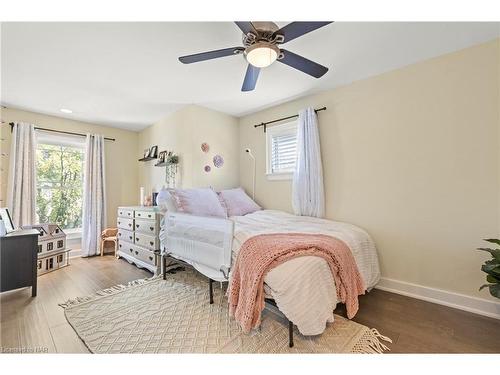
[100,228,118,257]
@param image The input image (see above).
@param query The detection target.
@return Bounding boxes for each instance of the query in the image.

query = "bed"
[160,208,380,340]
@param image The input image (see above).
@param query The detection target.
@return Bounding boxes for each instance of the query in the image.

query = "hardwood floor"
[1,256,499,353]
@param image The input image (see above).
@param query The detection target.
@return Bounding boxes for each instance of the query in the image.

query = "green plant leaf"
[481,264,500,276]
[486,274,500,283]
[477,247,500,261]
[489,283,500,298]
[479,283,493,291]
[484,239,500,246]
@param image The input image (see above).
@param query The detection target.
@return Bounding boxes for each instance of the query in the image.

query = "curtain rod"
[253,106,327,133]
[8,122,116,141]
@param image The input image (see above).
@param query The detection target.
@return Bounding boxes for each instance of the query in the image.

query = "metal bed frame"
[162,254,295,348]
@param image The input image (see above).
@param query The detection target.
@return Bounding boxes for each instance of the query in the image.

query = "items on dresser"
[21,223,70,275]
[116,206,161,273]
[0,229,39,296]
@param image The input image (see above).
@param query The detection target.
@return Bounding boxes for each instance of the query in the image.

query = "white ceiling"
[1,22,499,131]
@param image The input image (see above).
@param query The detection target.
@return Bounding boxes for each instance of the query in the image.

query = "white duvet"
[230,210,381,336]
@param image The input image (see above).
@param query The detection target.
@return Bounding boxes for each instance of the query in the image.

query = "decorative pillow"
[156,188,177,212]
[168,188,227,218]
[218,187,261,217]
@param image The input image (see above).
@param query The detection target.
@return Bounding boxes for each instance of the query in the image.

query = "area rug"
[60,268,391,353]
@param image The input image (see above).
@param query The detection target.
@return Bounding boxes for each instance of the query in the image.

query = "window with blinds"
[266,121,298,179]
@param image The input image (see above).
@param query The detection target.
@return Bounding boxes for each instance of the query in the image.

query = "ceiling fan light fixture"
[245,42,279,68]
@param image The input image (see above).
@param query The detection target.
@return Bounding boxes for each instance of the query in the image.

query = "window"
[266,121,298,180]
[36,132,85,231]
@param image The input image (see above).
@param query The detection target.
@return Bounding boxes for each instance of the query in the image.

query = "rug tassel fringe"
[59,276,160,308]
[351,328,393,354]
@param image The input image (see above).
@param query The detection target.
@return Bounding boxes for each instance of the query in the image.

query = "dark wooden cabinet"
[0,229,39,297]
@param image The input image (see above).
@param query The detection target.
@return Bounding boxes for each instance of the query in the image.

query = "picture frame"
[158,151,167,163]
[0,207,15,233]
[148,145,158,158]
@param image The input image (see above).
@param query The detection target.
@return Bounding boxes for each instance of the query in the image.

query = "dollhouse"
[21,224,70,275]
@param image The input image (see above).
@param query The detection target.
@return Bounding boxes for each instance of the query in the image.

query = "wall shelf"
[154,161,166,167]
[138,156,157,162]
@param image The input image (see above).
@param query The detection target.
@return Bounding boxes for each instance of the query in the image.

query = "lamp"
[245,148,256,200]
[245,42,279,68]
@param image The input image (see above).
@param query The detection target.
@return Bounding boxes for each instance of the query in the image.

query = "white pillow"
[218,187,261,217]
[156,188,177,212]
[168,187,227,218]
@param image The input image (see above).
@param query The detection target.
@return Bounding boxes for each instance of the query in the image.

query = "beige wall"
[138,105,240,194]
[239,39,500,301]
[0,107,139,228]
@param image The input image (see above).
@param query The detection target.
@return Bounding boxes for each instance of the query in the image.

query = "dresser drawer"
[118,242,156,266]
[134,245,156,266]
[134,232,158,250]
[134,210,160,220]
[134,218,159,235]
[117,228,135,243]
[117,240,135,255]
[118,208,134,219]
[117,217,134,231]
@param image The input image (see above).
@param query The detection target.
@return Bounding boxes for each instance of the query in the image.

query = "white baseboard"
[375,277,500,320]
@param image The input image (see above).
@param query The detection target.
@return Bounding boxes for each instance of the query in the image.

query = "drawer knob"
[128,223,132,227]
[135,251,139,255]
[150,227,154,231]
[150,241,154,246]
[136,237,139,241]
[149,256,153,261]
[119,233,122,236]
[148,214,152,218]
[129,249,133,253]
[136,224,140,228]
[129,236,133,240]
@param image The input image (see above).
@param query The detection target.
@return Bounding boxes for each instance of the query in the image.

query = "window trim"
[265,121,297,181]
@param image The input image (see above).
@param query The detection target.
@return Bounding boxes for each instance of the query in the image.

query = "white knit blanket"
[231,210,381,336]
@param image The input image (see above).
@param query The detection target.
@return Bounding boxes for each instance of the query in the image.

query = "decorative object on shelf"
[139,145,159,162]
[165,152,180,187]
[21,223,70,275]
[148,145,158,159]
[477,238,500,298]
[204,165,211,173]
[144,195,152,207]
[158,151,167,164]
[201,142,210,153]
[213,154,224,168]
[140,187,145,206]
[152,191,159,206]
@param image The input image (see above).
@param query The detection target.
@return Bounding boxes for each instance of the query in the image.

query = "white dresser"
[116,206,161,273]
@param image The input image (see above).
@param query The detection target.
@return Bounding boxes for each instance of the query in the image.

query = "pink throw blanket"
[228,233,365,333]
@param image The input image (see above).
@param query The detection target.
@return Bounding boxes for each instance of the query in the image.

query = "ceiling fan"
[178,21,333,92]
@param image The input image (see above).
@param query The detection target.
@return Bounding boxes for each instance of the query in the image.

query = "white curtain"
[292,107,325,218]
[7,122,37,227]
[81,134,106,257]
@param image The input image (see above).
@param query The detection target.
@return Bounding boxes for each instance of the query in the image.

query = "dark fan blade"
[241,64,260,92]
[278,49,328,78]
[179,47,244,64]
[234,22,257,35]
[274,22,332,43]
